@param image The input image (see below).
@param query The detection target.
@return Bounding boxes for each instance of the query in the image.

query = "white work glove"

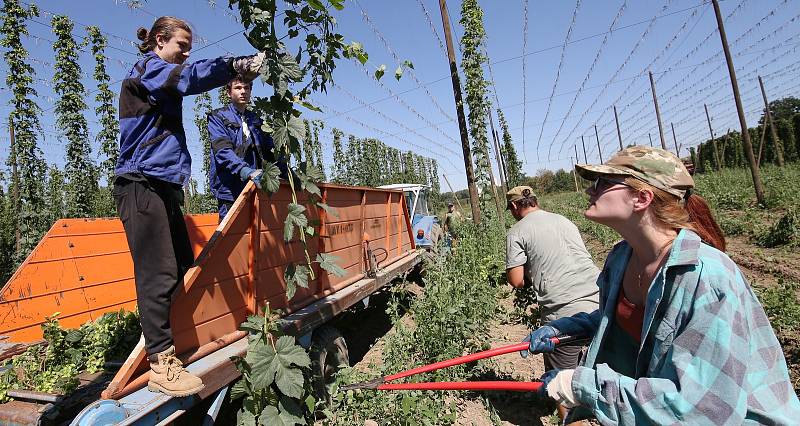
[545,369,580,408]
[232,52,265,82]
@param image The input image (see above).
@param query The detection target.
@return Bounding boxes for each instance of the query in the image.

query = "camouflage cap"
[506,186,537,203]
[575,145,693,198]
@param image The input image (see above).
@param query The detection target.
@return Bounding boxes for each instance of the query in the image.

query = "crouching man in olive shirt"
[505,186,599,421]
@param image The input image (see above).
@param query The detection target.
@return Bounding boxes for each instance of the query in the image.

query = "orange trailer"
[0,181,421,424]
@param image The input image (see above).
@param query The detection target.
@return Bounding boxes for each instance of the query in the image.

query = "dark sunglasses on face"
[590,176,631,193]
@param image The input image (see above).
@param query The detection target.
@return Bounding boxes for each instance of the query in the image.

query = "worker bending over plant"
[505,185,600,423]
[524,146,800,424]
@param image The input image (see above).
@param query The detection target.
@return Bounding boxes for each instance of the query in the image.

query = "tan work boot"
[147,346,204,397]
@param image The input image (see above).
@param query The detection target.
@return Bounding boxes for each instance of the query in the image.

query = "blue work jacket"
[208,104,285,201]
[115,52,234,185]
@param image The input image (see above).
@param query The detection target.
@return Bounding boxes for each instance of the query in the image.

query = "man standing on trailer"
[208,76,287,222]
[504,186,599,423]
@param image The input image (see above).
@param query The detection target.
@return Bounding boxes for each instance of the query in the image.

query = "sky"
[1,0,799,192]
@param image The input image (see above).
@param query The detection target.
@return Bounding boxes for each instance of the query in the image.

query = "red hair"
[624,178,726,251]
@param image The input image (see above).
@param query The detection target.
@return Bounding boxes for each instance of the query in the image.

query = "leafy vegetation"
[230,307,318,425]
[0,310,141,401]
[326,221,505,425]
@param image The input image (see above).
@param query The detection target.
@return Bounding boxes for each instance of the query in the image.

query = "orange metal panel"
[0,179,414,399]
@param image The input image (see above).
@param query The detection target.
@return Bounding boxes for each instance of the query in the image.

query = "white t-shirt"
[506,209,600,322]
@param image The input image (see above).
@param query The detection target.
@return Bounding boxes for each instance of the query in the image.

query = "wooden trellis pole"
[594,125,603,163]
[614,105,623,151]
[712,0,765,205]
[704,103,722,170]
[758,75,784,167]
[439,0,480,224]
[580,135,588,163]
[649,71,667,150]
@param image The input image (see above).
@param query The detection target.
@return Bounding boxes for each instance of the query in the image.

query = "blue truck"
[377,184,442,251]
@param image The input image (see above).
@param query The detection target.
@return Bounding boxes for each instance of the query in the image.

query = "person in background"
[505,185,599,423]
[113,16,263,396]
[208,75,287,222]
[443,202,462,241]
[525,146,800,424]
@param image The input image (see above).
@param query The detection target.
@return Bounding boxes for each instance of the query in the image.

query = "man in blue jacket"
[208,76,287,221]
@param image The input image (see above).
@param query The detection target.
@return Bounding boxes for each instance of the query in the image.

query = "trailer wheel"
[310,325,349,402]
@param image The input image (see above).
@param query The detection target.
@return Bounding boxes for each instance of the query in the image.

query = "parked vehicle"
[377,184,442,251]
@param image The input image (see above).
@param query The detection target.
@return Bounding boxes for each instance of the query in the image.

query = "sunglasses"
[590,176,632,193]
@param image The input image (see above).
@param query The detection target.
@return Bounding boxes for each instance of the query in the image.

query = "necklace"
[634,239,674,288]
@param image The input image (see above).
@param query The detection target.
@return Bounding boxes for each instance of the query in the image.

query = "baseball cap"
[506,186,537,205]
[575,145,693,198]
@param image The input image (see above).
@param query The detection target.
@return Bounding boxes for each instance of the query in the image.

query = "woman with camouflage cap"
[520,146,800,424]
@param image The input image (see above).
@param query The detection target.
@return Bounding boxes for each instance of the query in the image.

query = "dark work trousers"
[113,176,194,356]
[217,199,234,223]
[543,343,585,371]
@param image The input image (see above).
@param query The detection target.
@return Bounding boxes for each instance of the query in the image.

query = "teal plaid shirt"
[550,229,800,425]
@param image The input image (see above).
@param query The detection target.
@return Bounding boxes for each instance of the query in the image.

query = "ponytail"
[685,193,726,251]
[136,16,191,54]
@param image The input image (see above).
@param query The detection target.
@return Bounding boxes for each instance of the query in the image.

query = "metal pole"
[613,105,623,151]
[670,122,680,158]
[580,135,587,163]
[594,125,603,163]
[648,132,653,147]
[649,71,667,150]
[758,75,784,166]
[712,0,765,204]
[704,103,722,170]
[439,0,480,224]
[10,120,20,252]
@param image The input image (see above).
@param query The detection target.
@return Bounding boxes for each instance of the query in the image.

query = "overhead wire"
[351,0,455,122]
[414,0,448,58]
[521,0,529,163]
[545,0,627,160]
[534,0,582,162]
[550,0,675,161]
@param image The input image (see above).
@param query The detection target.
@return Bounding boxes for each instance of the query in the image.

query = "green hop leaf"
[374,64,386,81]
[261,163,282,194]
[298,100,322,112]
[257,397,304,425]
[287,115,306,140]
[316,202,339,218]
[279,52,303,81]
[284,263,310,299]
[237,407,257,426]
[284,203,308,241]
[230,377,251,401]
[306,0,325,12]
[239,315,265,334]
[244,339,278,391]
[317,253,346,277]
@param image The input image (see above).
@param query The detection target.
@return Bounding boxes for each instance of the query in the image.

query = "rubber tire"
[309,325,349,403]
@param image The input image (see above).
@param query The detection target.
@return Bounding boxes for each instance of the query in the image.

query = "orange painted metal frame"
[94,181,414,399]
